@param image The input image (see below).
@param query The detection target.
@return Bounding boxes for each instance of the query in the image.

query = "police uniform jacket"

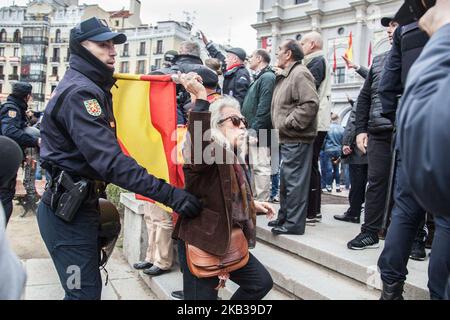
[378,23,429,121]
[40,48,173,206]
[397,24,450,217]
[0,95,38,148]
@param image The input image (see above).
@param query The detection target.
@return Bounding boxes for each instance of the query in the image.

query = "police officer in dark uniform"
[0,82,39,224]
[37,17,201,300]
[377,2,447,300]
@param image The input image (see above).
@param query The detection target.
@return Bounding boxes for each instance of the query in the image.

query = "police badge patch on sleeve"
[84,99,102,117]
[8,110,17,118]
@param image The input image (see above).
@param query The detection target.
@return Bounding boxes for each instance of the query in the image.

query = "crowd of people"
[1,0,449,301]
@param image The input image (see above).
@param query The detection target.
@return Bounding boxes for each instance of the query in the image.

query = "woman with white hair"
[173,73,274,300]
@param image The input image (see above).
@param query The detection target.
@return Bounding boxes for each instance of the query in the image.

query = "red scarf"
[226,63,243,72]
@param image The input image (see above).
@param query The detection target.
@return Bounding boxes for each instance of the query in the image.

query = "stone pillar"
[355,8,365,66]
[270,21,281,64]
[121,193,150,268]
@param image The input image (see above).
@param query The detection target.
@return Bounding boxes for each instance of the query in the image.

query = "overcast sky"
[1,0,260,53]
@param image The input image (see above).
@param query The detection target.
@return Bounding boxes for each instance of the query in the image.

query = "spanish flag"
[111,74,185,211]
[344,32,353,68]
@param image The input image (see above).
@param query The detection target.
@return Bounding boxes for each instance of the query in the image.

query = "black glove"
[168,187,202,219]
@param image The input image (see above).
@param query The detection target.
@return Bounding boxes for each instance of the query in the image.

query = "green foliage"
[106,184,126,212]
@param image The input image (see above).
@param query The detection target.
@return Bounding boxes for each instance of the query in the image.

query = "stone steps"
[252,241,379,300]
[255,204,430,300]
[138,267,294,300]
[121,194,429,300]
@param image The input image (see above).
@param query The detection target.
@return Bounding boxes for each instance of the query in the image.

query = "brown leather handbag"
[185,228,250,290]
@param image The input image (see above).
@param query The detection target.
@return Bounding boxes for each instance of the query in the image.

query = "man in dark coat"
[242,49,276,202]
[0,82,39,224]
[376,1,446,300]
[201,32,251,106]
[346,17,398,250]
[386,0,450,300]
[334,98,368,224]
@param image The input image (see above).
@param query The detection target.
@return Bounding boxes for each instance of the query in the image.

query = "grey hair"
[209,96,241,149]
[180,40,201,57]
[302,31,324,50]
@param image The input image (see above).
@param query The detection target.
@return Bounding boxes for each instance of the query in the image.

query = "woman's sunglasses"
[218,115,248,128]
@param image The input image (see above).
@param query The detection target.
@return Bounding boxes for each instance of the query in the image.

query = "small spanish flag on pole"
[344,32,353,68]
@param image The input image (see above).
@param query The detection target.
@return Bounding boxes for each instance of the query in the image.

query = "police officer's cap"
[393,0,436,26]
[12,82,32,98]
[72,17,127,44]
[381,17,394,27]
[225,47,247,62]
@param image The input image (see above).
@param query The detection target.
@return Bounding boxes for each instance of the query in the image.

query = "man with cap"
[0,82,39,225]
[201,31,251,106]
[38,17,202,300]
[344,17,398,249]
[155,41,203,125]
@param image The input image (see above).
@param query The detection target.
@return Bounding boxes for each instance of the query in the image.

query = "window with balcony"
[0,29,6,42]
[120,61,129,73]
[13,29,21,43]
[55,29,61,43]
[335,67,346,84]
[122,43,129,57]
[138,42,146,56]
[52,48,60,62]
[9,66,19,80]
[156,40,163,54]
[136,60,146,74]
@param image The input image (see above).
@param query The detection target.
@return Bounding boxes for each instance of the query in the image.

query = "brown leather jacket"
[173,101,257,256]
[271,61,320,144]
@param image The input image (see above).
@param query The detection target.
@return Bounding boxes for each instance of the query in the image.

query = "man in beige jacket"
[269,39,320,236]
[300,32,332,226]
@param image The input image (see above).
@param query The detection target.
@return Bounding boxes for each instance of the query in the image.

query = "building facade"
[252,0,403,121]
[0,0,192,111]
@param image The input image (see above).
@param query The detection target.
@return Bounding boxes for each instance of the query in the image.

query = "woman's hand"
[179,72,207,100]
[254,201,275,220]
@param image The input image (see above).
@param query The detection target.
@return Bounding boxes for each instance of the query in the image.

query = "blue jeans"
[270,173,280,199]
[320,151,329,189]
[324,150,341,188]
